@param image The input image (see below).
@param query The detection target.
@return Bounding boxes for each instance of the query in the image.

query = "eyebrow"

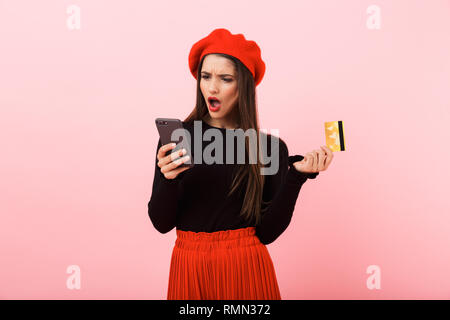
[201,71,235,77]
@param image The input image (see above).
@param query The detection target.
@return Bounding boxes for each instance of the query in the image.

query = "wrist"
[288,155,319,179]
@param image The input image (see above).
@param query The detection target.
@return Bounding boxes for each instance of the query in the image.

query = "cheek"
[200,83,208,98]
[224,87,238,102]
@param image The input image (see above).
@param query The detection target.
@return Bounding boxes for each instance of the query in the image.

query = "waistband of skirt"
[175,227,260,250]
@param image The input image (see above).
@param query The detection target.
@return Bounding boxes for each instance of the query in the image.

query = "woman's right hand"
[157,143,192,179]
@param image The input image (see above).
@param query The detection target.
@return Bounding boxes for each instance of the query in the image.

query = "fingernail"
[172,143,176,147]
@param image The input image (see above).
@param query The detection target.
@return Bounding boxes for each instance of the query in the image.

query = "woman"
[148,28,334,300]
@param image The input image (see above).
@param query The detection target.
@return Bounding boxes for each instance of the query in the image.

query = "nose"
[207,77,219,93]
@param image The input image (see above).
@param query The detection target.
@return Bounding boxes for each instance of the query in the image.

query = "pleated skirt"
[167,226,281,300]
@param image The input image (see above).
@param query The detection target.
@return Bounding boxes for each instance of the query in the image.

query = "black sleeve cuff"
[288,155,319,179]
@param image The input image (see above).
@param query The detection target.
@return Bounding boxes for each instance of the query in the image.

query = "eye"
[201,75,232,82]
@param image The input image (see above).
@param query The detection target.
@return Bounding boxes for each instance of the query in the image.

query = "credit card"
[324,120,345,152]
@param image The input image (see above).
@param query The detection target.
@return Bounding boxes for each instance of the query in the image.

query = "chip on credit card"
[324,120,345,152]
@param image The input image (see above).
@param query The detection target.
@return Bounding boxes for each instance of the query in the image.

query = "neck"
[204,114,239,130]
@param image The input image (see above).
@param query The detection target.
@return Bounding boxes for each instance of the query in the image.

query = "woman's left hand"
[292,145,334,174]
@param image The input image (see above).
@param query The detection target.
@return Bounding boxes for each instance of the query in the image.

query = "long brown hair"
[184,53,270,226]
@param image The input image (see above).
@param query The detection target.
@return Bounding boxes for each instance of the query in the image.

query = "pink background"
[1,0,449,299]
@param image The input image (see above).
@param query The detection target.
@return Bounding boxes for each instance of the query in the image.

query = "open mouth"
[208,97,221,111]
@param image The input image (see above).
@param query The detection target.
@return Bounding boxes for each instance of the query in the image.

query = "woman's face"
[200,54,239,127]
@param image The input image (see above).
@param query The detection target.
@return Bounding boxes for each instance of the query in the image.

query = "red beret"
[188,28,266,86]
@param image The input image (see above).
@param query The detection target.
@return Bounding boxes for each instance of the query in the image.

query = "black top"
[147,119,319,245]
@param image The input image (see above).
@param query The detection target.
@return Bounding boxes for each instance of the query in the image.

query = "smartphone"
[155,118,194,168]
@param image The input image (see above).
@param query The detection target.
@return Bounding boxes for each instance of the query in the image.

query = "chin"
[209,111,223,118]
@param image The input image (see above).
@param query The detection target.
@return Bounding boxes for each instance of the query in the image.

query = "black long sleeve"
[147,138,183,234]
[147,119,318,244]
[255,138,317,245]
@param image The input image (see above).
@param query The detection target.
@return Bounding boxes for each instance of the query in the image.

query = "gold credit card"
[324,120,345,152]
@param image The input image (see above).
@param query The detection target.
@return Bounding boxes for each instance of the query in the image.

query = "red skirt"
[167,226,281,300]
